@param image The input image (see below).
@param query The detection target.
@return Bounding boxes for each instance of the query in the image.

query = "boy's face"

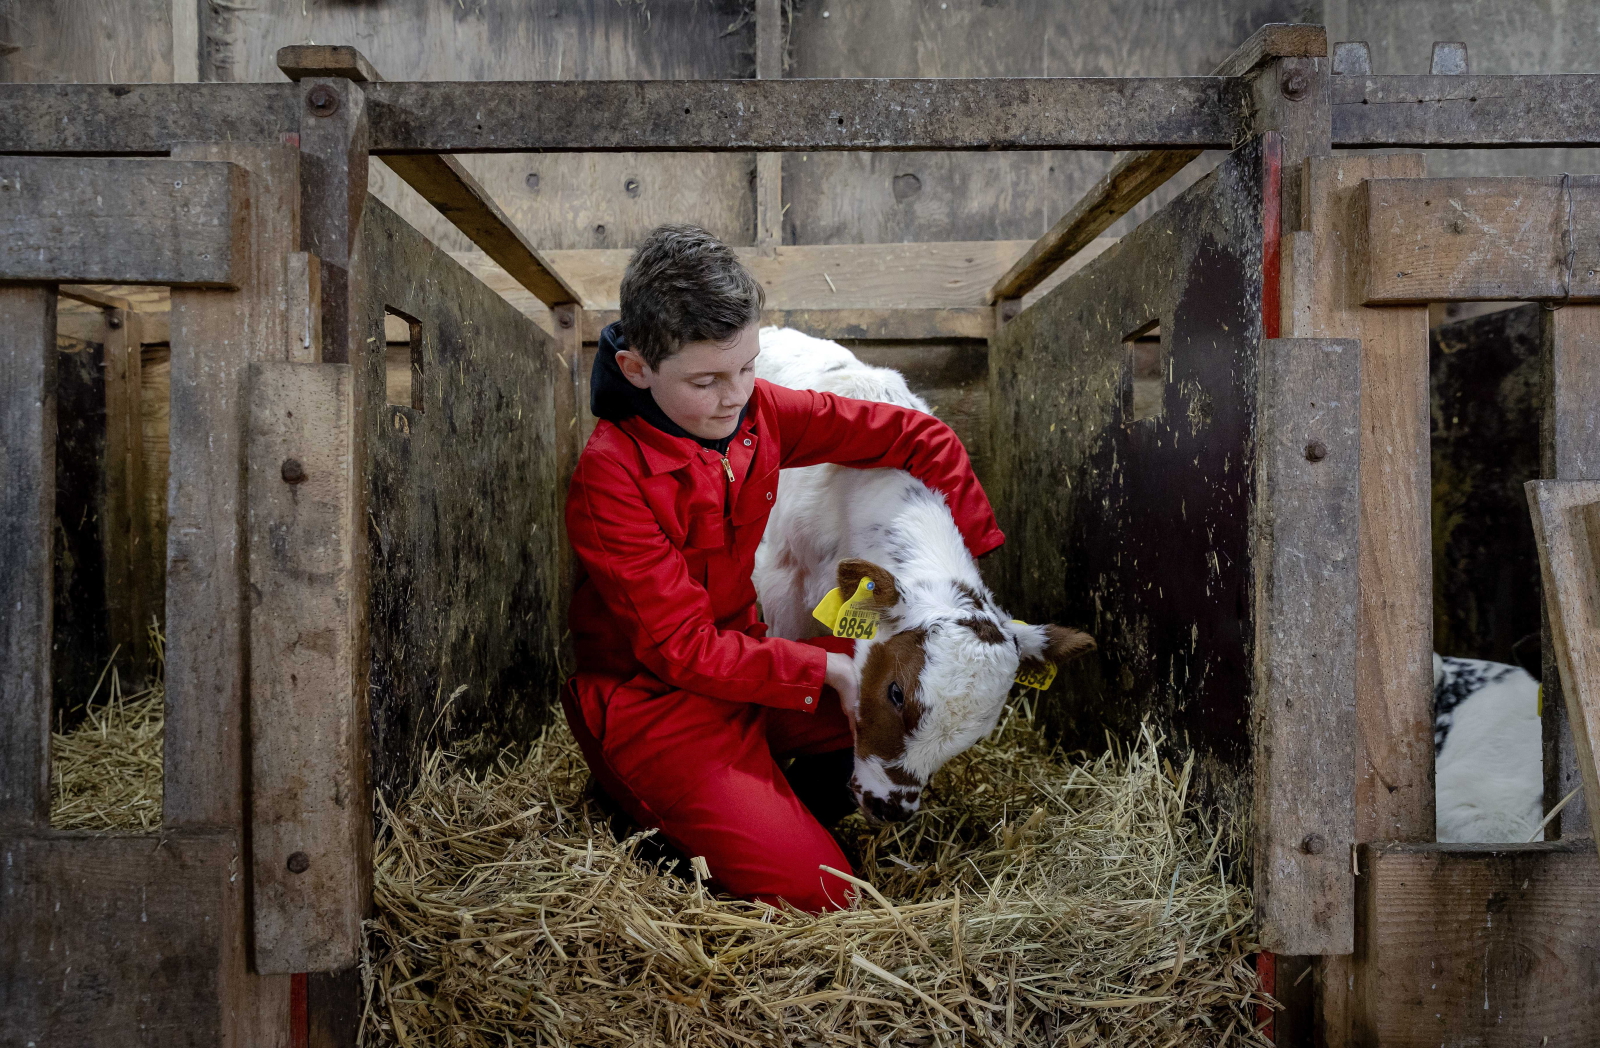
[617,323,760,442]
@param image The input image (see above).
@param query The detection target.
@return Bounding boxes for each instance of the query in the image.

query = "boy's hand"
[824,652,860,731]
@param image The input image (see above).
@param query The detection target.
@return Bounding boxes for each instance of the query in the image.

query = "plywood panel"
[784,0,1307,245]
[0,0,174,83]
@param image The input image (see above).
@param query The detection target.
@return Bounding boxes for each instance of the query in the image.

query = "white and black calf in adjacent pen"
[1433,654,1544,843]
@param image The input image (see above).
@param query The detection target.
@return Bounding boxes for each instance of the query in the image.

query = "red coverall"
[562,378,1003,912]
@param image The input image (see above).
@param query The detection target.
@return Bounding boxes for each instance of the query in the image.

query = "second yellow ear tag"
[1009,619,1059,690]
[812,577,881,640]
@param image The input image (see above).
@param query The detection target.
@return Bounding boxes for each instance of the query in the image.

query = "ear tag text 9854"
[812,577,881,640]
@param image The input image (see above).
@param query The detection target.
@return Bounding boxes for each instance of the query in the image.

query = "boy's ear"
[615,348,652,389]
[836,558,900,609]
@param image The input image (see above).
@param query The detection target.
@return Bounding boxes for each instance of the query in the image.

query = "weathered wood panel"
[1332,74,1600,148]
[247,362,366,974]
[1253,337,1361,956]
[1528,481,1600,837]
[988,136,1274,817]
[361,199,564,801]
[1299,153,1436,845]
[0,287,56,829]
[0,0,176,83]
[1431,305,1544,669]
[1363,176,1600,303]
[0,832,263,1048]
[1541,305,1600,838]
[0,156,248,287]
[1353,841,1600,1047]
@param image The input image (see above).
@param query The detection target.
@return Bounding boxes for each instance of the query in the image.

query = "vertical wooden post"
[553,301,585,674]
[754,0,783,252]
[297,76,368,366]
[102,305,152,673]
[1540,305,1600,838]
[0,286,56,830]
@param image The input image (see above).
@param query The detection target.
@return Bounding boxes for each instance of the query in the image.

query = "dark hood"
[590,321,747,453]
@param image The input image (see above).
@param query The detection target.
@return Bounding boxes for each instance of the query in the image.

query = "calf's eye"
[888,681,905,709]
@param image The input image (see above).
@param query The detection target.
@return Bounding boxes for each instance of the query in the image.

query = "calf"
[1433,654,1544,843]
[753,327,1095,822]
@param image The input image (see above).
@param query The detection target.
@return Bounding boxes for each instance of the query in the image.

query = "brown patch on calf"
[854,628,927,763]
[953,581,984,611]
[957,616,1006,645]
[836,558,899,609]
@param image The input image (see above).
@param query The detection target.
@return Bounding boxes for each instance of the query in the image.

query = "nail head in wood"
[106,312,123,329]
[286,851,311,874]
[1331,41,1371,76]
[305,84,341,117]
[1300,833,1327,855]
[1305,440,1328,462]
[1430,42,1469,76]
[557,311,574,329]
[281,457,308,484]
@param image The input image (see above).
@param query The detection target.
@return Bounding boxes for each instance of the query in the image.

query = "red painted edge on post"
[1261,130,1283,340]
[1256,950,1278,1042]
[291,972,309,1048]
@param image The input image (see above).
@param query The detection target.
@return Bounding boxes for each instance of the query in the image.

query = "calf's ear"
[1009,621,1097,666]
[836,558,901,609]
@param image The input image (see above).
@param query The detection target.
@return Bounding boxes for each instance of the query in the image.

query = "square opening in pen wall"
[385,307,423,412]
[1123,320,1163,423]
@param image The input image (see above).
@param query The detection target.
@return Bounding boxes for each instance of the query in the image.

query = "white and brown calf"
[753,327,1095,822]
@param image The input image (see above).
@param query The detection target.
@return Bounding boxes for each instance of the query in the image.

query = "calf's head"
[834,558,1096,823]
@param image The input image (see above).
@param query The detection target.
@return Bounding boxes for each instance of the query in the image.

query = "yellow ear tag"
[1009,619,1059,690]
[812,577,881,640]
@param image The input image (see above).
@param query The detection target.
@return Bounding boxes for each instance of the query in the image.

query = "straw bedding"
[49,644,165,833]
[365,701,1269,1047]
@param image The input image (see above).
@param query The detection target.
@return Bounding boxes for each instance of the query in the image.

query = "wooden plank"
[248,362,366,974]
[1301,153,1435,844]
[163,143,301,830]
[1253,337,1361,956]
[988,23,1326,304]
[0,156,248,287]
[1353,841,1600,1047]
[361,77,1245,153]
[755,0,784,251]
[580,307,993,345]
[1363,176,1600,303]
[277,45,580,309]
[1333,73,1600,148]
[103,306,153,672]
[0,832,268,1047]
[0,287,55,830]
[1541,306,1600,837]
[1528,480,1600,840]
[297,77,368,365]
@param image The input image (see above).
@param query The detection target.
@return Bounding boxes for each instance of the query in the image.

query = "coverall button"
[804,695,814,704]
[766,491,773,500]
[743,438,752,446]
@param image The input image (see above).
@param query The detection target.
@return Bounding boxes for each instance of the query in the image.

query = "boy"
[562,225,1004,912]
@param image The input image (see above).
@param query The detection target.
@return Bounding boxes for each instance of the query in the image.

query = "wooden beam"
[0,156,248,287]
[989,23,1327,304]
[0,287,55,830]
[1301,154,1435,844]
[1354,841,1600,1046]
[580,306,993,344]
[1253,337,1361,956]
[1333,73,1600,148]
[1363,176,1600,303]
[248,362,365,974]
[754,0,784,252]
[296,77,367,364]
[361,77,1246,153]
[277,46,580,309]
[1528,480,1600,837]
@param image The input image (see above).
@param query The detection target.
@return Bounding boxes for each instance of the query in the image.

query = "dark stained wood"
[1333,74,1600,148]
[987,135,1276,824]
[0,83,299,156]
[297,78,368,366]
[1430,305,1544,669]
[1253,337,1361,955]
[248,362,367,974]
[361,199,564,802]
[1353,841,1600,1047]
[0,287,56,829]
[0,157,248,287]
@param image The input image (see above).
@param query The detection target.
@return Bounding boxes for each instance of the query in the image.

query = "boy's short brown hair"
[619,225,765,369]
